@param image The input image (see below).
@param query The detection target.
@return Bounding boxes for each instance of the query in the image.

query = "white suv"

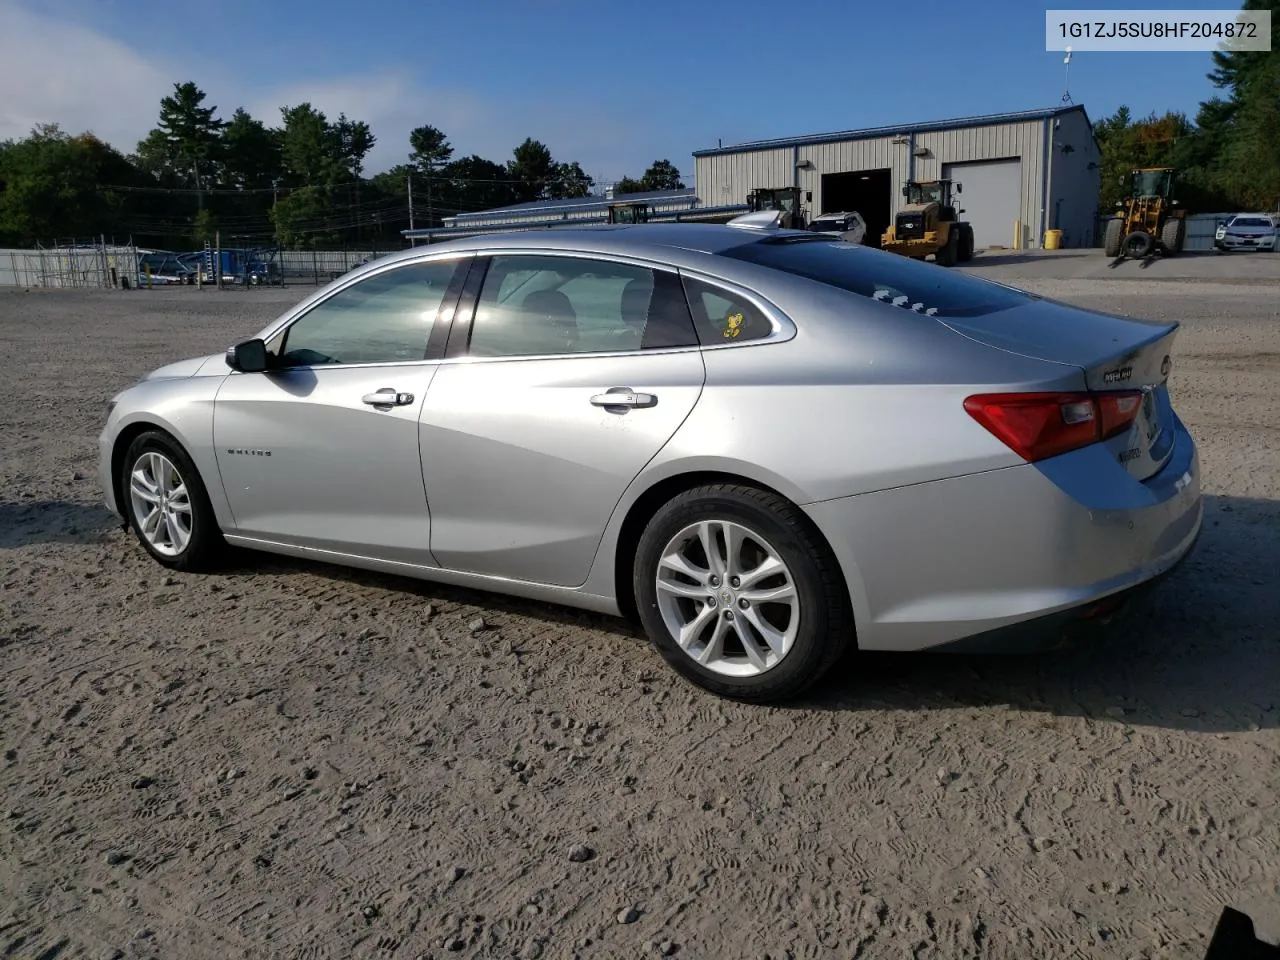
[1214,213,1278,252]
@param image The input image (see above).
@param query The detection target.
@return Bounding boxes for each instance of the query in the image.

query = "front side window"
[272,258,463,366]
[466,255,698,358]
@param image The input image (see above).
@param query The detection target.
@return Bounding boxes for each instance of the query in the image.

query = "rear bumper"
[804,415,1202,653]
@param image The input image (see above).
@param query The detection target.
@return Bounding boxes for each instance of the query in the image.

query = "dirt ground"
[1,272,1277,960]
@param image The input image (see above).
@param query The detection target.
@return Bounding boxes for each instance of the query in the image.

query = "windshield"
[720,237,1035,318]
[1130,170,1172,198]
[1229,216,1273,228]
[906,182,942,205]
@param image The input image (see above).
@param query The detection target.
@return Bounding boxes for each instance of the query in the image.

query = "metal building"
[693,105,1100,250]
[403,188,748,242]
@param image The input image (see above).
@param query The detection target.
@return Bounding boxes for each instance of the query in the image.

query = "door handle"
[362,388,414,407]
[590,388,657,409]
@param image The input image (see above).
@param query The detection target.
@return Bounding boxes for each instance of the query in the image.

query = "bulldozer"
[880,179,974,266]
[1104,167,1185,259]
[746,186,807,228]
[606,201,650,224]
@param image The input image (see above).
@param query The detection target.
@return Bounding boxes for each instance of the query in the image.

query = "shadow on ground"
[59,493,1280,734]
[0,500,119,548]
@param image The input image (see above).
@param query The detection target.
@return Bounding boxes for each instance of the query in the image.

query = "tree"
[508,138,556,202]
[640,159,685,191]
[408,124,453,175]
[612,176,645,195]
[142,82,226,204]
[221,108,280,190]
[279,103,342,185]
[548,161,593,200]
[0,125,138,244]
[435,155,520,213]
[335,114,376,178]
[271,185,336,248]
[1218,54,1280,209]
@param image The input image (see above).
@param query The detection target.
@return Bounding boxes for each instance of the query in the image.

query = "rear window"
[719,237,1036,318]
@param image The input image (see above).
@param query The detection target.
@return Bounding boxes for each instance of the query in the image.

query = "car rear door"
[418,251,706,587]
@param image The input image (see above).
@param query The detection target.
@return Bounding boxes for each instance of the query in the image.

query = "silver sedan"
[99,223,1203,702]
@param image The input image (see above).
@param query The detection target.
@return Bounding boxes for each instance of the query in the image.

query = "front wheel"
[120,430,226,572]
[633,484,852,703]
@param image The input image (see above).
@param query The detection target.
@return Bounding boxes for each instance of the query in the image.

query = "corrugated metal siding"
[1045,110,1101,248]
[796,137,907,218]
[694,149,793,211]
[915,121,1045,248]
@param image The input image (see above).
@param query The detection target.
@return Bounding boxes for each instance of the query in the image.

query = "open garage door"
[942,158,1020,251]
[821,169,891,248]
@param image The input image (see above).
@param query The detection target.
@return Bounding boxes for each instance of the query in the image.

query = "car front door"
[212,254,469,564]
[420,252,707,587]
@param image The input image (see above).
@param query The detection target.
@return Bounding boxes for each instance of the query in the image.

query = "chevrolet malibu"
[100,223,1203,702]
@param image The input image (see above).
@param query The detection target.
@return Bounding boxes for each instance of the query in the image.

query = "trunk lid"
[938,298,1179,481]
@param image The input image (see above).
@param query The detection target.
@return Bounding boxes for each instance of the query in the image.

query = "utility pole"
[407,173,415,246]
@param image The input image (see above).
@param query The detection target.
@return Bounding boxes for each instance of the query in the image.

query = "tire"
[119,429,226,572]
[633,484,852,703]
[1123,230,1153,259]
[1104,219,1124,258]
[1161,218,1184,255]
[958,224,975,261]
[935,230,959,267]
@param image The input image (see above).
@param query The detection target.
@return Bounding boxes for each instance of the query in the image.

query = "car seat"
[521,289,579,352]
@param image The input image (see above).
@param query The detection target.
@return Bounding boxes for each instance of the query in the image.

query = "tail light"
[964,391,1144,462]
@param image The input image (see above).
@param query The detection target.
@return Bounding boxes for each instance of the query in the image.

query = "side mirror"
[959,208,966,215]
[226,338,268,373]
[955,183,962,194]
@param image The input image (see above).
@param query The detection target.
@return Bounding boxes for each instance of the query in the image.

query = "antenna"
[1062,46,1074,105]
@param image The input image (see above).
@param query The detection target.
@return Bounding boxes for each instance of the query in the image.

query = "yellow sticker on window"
[724,313,744,338]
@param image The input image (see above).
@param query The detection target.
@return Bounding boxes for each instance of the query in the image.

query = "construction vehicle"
[1104,167,1185,259]
[746,187,807,228]
[880,179,974,266]
[606,201,650,224]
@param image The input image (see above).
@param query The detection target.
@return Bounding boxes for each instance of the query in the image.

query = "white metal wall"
[1046,110,1102,248]
[696,118,1052,246]
[694,149,794,212]
[915,120,1044,248]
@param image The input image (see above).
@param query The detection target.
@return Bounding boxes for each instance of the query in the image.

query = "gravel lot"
[2,261,1278,960]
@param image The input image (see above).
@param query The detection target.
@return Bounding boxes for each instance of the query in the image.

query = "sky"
[0,0,1231,188]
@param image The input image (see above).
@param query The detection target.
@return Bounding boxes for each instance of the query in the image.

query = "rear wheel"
[120,430,225,572]
[958,224,975,261]
[1161,218,1184,255]
[633,485,851,703]
[1104,218,1124,257]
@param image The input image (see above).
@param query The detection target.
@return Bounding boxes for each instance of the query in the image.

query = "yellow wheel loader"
[1104,167,1185,259]
[881,179,974,266]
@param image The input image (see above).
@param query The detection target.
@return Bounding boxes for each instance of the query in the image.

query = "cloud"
[0,0,181,152]
[0,0,674,183]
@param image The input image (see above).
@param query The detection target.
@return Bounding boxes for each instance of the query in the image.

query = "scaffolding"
[1,238,139,288]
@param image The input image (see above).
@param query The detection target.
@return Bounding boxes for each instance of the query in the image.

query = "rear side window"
[682,276,775,344]
[719,237,1037,318]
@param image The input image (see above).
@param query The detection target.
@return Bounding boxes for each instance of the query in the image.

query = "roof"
[694,105,1091,157]
[448,187,697,223]
[386,223,782,265]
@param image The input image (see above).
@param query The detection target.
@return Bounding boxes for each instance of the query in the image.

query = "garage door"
[942,159,1021,251]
